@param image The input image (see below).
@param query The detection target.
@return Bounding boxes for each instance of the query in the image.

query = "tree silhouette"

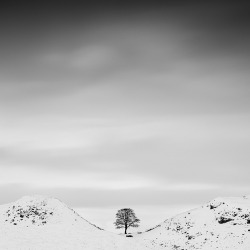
[114,208,140,234]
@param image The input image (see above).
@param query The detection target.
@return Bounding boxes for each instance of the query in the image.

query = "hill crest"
[0,195,103,229]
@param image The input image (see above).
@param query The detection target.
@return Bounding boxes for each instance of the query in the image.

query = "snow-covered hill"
[0,195,102,228]
[0,195,250,249]
[0,195,129,250]
[137,195,250,250]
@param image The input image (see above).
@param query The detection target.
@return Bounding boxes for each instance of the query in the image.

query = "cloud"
[1,6,250,121]
[1,114,249,194]
[0,165,152,189]
[1,182,249,208]
[43,45,117,71]
[0,1,250,212]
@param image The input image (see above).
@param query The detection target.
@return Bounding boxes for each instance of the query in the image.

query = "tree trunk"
[125,226,127,234]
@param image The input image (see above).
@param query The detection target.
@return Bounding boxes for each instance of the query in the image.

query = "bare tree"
[114,208,140,234]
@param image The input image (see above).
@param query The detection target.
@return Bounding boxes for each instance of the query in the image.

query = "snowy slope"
[136,195,250,250]
[0,195,250,250]
[0,195,131,250]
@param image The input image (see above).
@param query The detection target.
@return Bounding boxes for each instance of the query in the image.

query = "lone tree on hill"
[114,208,140,234]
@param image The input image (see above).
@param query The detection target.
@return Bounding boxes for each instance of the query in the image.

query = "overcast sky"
[0,0,250,232]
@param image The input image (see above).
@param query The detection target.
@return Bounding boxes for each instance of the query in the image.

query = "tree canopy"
[114,208,140,234]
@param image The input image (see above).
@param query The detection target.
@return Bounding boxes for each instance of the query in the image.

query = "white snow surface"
[0,195,250,249]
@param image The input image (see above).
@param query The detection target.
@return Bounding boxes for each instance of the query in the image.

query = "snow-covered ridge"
[208,196,250,225]
[1,195,70,226]
[0,195,126,250]
[0,195,102,229]
[0,194,250,249]
[138,195,250,249]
